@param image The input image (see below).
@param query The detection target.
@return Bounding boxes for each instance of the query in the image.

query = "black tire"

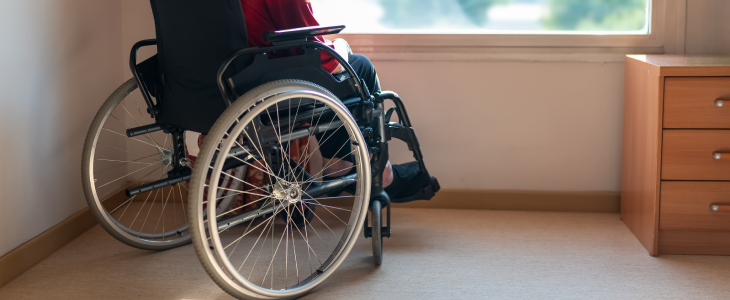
[371,200,383,266]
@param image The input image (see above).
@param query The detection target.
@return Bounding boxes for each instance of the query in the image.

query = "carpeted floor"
[2,208,730,299]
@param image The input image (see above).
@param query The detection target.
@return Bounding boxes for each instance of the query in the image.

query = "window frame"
[330,0,687,58]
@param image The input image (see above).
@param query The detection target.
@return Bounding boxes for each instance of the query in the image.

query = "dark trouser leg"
[318,54,380,160]
[347,54,380,95]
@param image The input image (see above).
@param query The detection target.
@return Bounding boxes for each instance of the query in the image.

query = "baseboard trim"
[0,188,618,288]
[391,189,620,213]
[0,206,97,288]
[0,187,135,288]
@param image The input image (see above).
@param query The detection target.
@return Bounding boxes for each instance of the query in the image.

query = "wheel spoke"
[261,206,289,287]
[298,122,359,183]
[177,182,187,225]
[112,106,165,153]
[210,185,270,199]
[96,161,162,189]
[102,145,159,161]
[223,202,281,250]
[94,153,161,175]
[119,103,165,152]
[107,165,163,215]
[244,116,279,177]
[217,146,286,183]
[215,167,269,194]
[235,207,276,272]
[286,98,304,183]
[152,184,174,236]
[215,195,271,219]
[302,161,360,185]
[225,196,275,249]
[247,215,274,280]
[292,203,331,252]
[128,166,167,234]
[300,200,352,212]
[96,158,155,165]
[265,102,298,183]
[301,192,348,228]
[295,114,342,171]
[294,99,325,168]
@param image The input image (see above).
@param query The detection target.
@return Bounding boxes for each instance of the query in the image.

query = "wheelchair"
[80,1,439,299]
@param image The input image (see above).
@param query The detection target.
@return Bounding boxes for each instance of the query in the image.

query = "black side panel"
[136,54,160,97]
[228,48,358,100]
[150,0,250,134]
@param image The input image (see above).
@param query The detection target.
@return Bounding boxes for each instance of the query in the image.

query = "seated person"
[240,0,429,200]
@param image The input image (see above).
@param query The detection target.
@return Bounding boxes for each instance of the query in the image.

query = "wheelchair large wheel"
[189,80,371,299]
[81,78,191,250]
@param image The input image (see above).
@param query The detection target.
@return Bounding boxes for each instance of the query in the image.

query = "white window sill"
[356,51,637,64]
[331,0,686,63]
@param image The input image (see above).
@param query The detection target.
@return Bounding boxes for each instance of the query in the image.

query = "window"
[310,0,686,57]
[311,0,650,34]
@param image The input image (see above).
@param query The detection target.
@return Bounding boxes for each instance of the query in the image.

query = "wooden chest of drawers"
[622,55,730,256]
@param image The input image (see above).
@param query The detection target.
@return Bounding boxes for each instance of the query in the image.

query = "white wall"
[0,1,122,257]
[685,0,730,55]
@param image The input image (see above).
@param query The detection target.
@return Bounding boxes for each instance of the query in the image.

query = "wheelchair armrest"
[263,25,345,45]
[129,39,158,118]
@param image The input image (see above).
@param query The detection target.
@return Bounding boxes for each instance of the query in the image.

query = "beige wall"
[122,0,156,77]
[380,60,626,191]
[0,1,122,257]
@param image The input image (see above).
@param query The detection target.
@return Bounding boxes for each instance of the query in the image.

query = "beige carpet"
[2,208,730,299]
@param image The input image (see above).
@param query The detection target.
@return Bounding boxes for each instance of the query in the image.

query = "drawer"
[660,181,730,231]
[664,77,730,128]
[659,231,730,255]
[661,130,730,180]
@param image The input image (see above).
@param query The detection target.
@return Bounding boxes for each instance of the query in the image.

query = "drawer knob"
[716,100,724,107]
[712,152,730,160]
[710,204,730,212]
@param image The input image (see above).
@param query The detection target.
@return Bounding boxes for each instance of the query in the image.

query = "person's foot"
[384,161,435,202]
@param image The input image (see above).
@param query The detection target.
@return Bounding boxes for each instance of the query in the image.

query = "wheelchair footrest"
[390,176,440,203]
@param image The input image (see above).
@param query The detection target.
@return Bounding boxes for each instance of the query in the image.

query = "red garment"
[240,0,339,73]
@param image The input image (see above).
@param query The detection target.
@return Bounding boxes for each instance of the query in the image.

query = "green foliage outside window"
[375,0,648,31]
[455,0,509,26]
[377,0,506,29]
[542,0,647,31]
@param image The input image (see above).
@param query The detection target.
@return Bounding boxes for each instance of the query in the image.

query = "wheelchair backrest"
[146,0,360,134]
[149,0,250,134]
